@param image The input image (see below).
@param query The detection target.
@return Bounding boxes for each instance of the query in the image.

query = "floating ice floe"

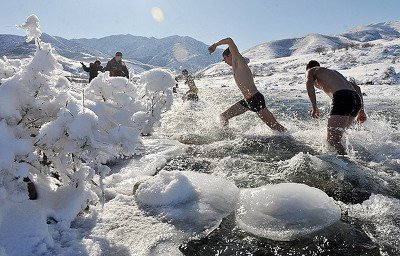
[135,170,240,234]
[236,183,341,241]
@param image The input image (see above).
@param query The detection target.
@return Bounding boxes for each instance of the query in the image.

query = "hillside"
[0,33,223,72]
[199,20,400,83]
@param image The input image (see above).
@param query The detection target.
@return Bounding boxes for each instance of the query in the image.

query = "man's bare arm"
[208,37,239,56]
[306,70,319,116]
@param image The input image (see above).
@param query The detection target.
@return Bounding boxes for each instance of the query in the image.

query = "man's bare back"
[305,60,366,155]
[307,67,355,97]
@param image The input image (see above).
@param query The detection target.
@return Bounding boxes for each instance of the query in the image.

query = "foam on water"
[236,183,341,241]
[346,194,400,255]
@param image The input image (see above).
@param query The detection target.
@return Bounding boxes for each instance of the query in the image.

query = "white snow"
[0,14,399,255]
[16,14,42,43]
[140,68,176,92]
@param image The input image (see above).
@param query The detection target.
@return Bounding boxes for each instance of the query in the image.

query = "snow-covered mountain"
[341,21,400,42]
[244,21,400,61]
[0,33,222,72]
[199,20,400,78]
[72,34,223,72]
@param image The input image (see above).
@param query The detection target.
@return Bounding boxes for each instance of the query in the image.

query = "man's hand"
[311,107,320,118]
[356,109,367,123]
[208,44,217,54]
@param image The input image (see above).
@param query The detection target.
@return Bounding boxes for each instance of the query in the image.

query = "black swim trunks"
[330,89,362,117]
[238,91,266,112]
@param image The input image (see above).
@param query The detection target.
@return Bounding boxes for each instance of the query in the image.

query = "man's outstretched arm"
[208,37,239,56]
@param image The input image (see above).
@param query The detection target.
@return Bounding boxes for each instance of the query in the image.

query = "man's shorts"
[330,89,362,117]
[238,91,266,112]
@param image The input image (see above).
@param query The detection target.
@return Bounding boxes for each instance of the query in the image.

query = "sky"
[1,0,399,50]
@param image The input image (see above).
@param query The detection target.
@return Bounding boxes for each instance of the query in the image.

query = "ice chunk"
[236,183,341,241]
[136,170,239,233]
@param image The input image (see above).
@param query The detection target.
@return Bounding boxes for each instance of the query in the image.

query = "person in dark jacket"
[103,52,129,79]
[81,60,103,82]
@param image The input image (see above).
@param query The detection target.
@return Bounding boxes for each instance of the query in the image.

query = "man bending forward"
[305,60,366,155]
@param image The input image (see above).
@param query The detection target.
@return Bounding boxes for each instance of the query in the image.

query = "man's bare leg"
[257,108,286,132]
[220,102,248,126]
[345,116,356,128]
[327,115,350,155]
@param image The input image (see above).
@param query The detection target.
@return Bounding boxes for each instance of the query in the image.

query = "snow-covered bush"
[0,15,175,235]
[380,66,399,85]
[0,57,22,82]
[138,68,175,135]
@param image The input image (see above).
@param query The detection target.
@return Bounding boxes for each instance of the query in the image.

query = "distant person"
[208,38,286,132]
[181,69,199,101]
[81,60,103,83]
[172,76,179,93]
[103,52,129,79]
[305,60,367,155]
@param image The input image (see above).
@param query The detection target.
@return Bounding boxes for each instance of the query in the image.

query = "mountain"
[340,21,400,42]
[198,20,400,77]
[243,34,350,60]
[71,34,222,72]
[0,33,222,72]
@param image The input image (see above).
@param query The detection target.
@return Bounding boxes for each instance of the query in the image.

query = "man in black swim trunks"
[208,38,286,132]
[305,60,367,155]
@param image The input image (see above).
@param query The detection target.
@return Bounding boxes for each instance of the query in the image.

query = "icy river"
[76,78,400,256]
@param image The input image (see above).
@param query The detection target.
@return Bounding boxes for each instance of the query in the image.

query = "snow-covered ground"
[1,16,399,256]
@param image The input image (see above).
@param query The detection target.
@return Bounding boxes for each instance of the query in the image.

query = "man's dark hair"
[306,60,320,70]
[115,52,123,56]
[222,48,230,57]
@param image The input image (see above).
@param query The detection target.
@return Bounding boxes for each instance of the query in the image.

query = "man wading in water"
[305,60,367,155]
[208,38,286,132]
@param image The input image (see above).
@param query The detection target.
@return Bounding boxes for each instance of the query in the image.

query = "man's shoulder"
[308,66,324,75]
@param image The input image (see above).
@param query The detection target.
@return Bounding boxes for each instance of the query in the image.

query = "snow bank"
[0,15,176,255]
[0,57,22,82]
[236,183,341,241]
[136,170,240,233]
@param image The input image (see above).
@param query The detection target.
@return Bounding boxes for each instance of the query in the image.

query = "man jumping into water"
[305,60,367,155]
[208,38,286,132]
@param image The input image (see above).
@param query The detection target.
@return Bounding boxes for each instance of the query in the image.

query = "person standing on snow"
[103,52,129,79]
[208,37,286,132]
[81,60,103,83]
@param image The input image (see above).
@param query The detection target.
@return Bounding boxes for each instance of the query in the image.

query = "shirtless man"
[208,38,286,132]
[305,60,367,155]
